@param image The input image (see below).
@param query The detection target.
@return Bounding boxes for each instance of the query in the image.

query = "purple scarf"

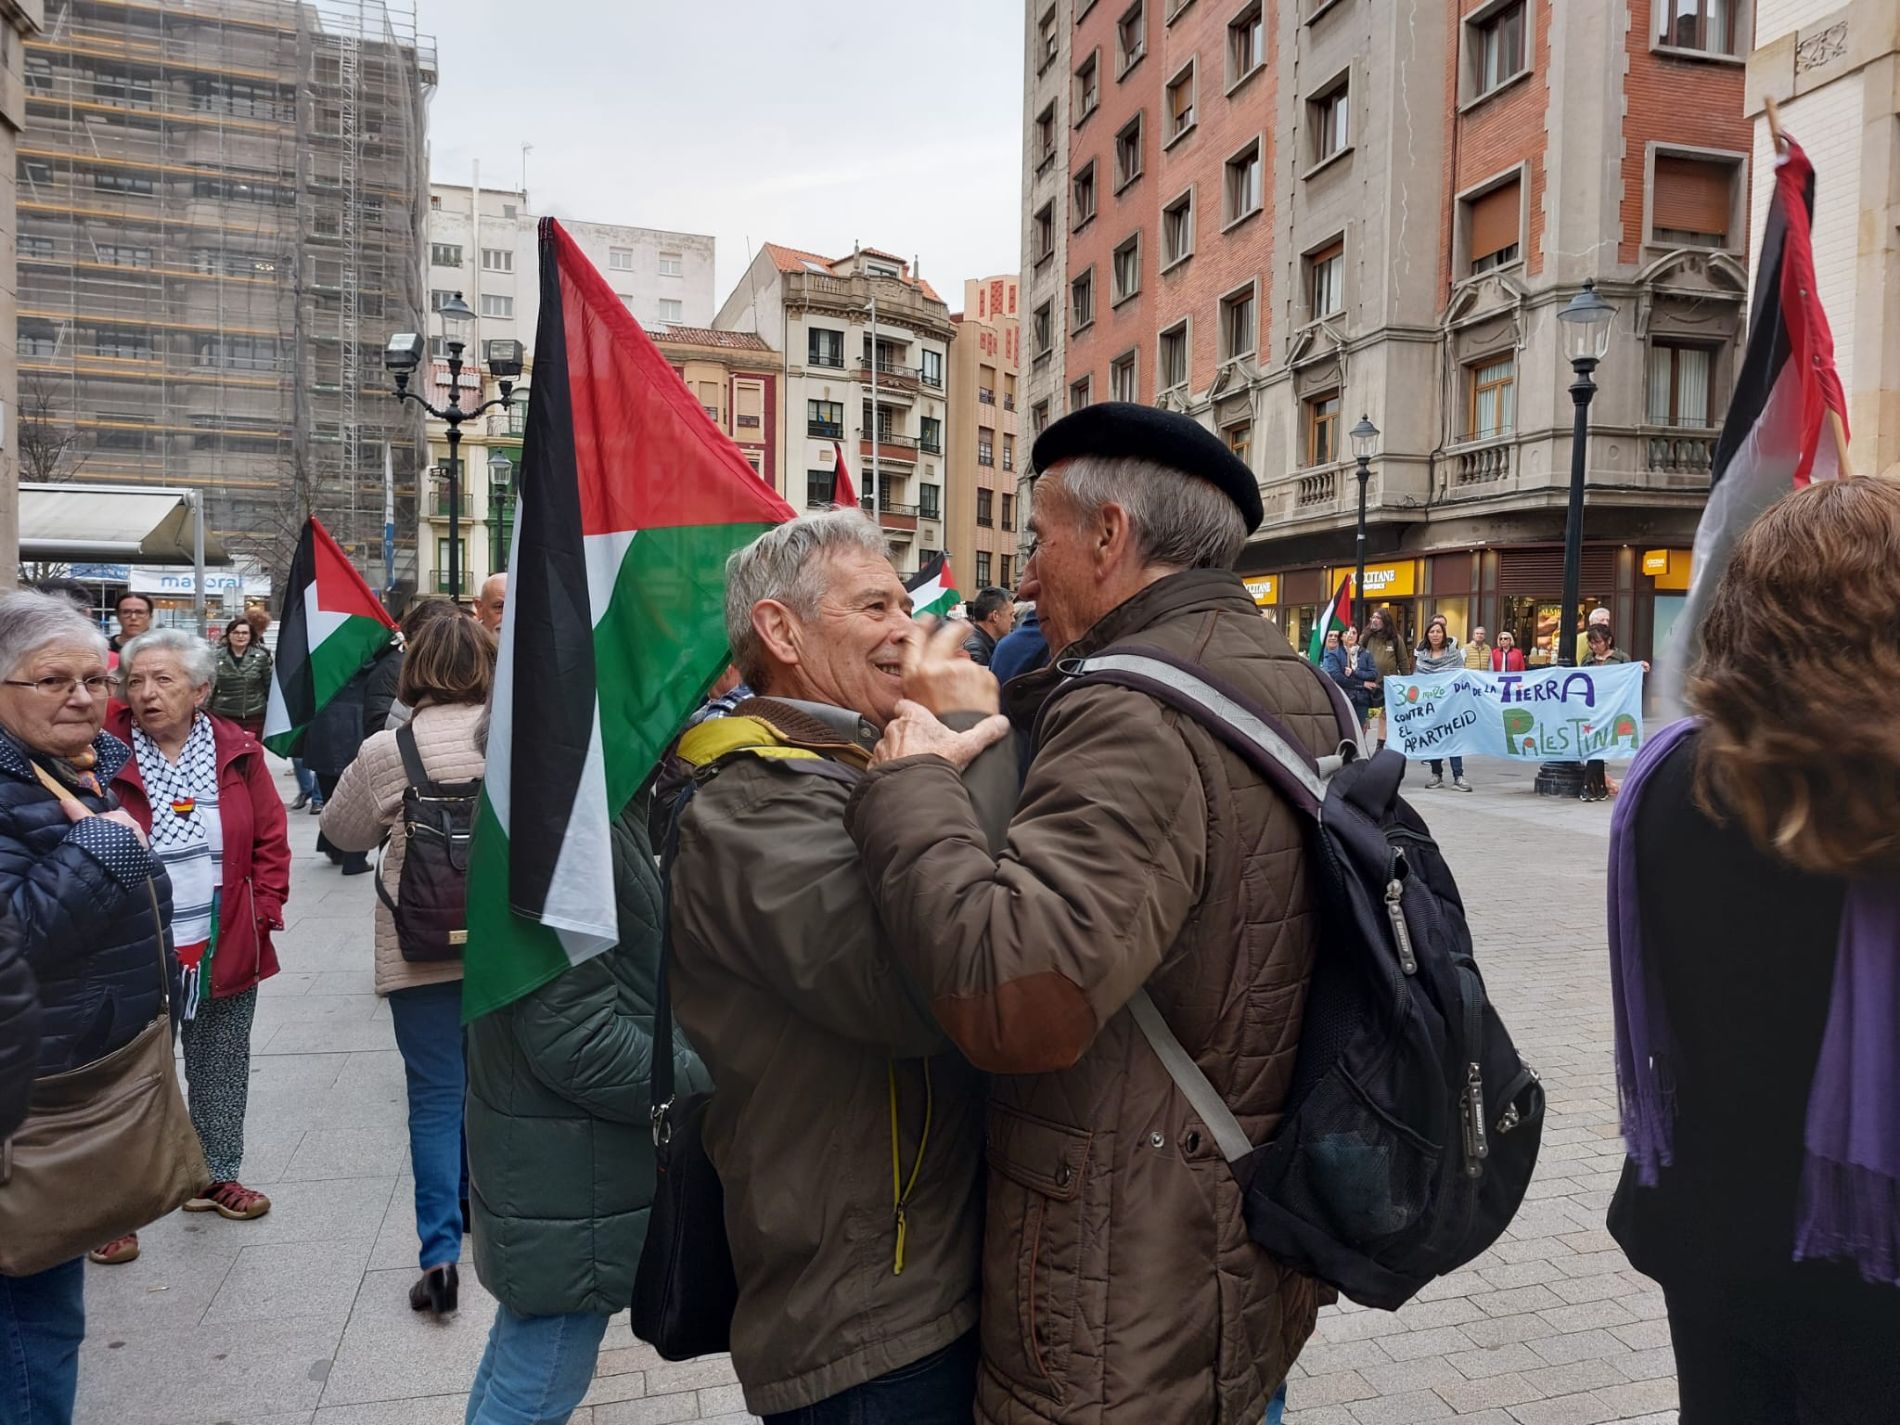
[1609,718,1900,1286]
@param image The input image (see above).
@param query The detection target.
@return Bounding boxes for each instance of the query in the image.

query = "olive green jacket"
[209,644,273,721]
[465,802,709,1317]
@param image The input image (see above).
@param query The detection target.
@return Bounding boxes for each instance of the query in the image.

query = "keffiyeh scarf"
[134,713,222,1018]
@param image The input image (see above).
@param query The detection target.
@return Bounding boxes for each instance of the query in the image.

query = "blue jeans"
[465,1304,610,1425]
[1428,756,1465,779]
[388,980,467,1270]
[293,758,321,803]
[763,1331,977,1425]
[0,1257,85,1425]
[1266,1381,1288,1424]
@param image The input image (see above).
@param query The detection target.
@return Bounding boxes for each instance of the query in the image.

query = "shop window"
[1467,357,1516,439]
[1647,342,1713,427]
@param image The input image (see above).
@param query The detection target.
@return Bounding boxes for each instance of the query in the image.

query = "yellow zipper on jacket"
[888,1057,933,1275]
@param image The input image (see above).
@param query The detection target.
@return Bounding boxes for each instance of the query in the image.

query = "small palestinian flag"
[905,551,960,621]
[1306,574,1353,662]
[831,441,858,509]
[262,516,397,756]
[463,218,796,1021]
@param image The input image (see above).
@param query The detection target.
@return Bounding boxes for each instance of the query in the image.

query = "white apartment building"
[418,182,715,593]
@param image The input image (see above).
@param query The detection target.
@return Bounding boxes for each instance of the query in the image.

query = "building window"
[1466,176,1522,274]
[1110,350,1138,402]
[979,434,995,467]
[1224,139,1262,226]
[1651,154,1737,248]
[806,469,837,506]
[430,242,462,267]
[502,203,518,218]
[1112,234,1141,304]
[1074,50,1100,120]
[1471,1,1527,97]
[1660,0,1736,55]
[1115,113,1144,190]
[481,247,513,272]
[1219,284,1256,361]
[481,294,514,318]
[1166,61,1196,141]
[1002,492,1016,530]
[1037,103,1058,166]
[1309,240,1344,318]
[1034,302,1055,356]
[1005,374,1018,410]
[1223,419,1251,466]
[1032,399,1051,435]
[1647,342,1714,427]
[1035,204,1055,264]
[808,327,844,368]
[977,551,993,586]
[1310,80,1350,166]
[921,349,944,387]
[94,170,154,195]
[920,416,943,452]
[436,540,468,593]
[1039,5,1059,70]
[1305,391,1341,465]
[430,289,460,312]
[1072,268,1095,331]
[1162,189,1194,267]
[97,244,153,268]
[808,400,844,438]
[659,251,683,276]
[1000,554,1014,587]
[1073,161,1097,226]
[978,489,995,524]
[1468,357,1517,438]
[920,481,942,519]
[735,382,764,429]
[657,299,683,324]
[18,235,53,261]
[1227,0,1265,87]
[1070,375,1093,410]
[1116,0,1146,73]
[1159,321,1188,389]
[609,247,634,271]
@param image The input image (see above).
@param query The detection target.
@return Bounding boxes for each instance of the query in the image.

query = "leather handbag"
[631,786,737,1361]
[0,789,208,1276]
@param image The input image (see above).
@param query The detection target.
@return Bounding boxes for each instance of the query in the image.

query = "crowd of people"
[1,412,1895,1425]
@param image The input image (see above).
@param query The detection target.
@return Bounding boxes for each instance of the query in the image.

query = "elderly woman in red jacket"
[90,627,291,1265]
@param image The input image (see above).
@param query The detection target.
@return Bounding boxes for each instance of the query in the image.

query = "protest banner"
[1382,663,1645,762]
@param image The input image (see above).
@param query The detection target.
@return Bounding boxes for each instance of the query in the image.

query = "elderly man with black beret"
[842,403,1337,1425]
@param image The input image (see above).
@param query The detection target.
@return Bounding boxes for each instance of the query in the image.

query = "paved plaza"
[71,755,1675,1425]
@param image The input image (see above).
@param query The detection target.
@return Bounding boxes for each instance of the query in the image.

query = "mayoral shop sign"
[1382,663,1646,762]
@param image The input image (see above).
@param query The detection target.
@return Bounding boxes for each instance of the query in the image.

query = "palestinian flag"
[464,218,796,1021]
[832,441,858,509]
[1306,575,1353,662]
[905,551,960,620]
[262,516,397,756]
[1659,134,1847,714]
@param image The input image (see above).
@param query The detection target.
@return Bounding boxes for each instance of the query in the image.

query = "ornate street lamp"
[487,447,516,572]
[1535,278,1617,797]
[1349,415,1379,625]
[384,296,523,600]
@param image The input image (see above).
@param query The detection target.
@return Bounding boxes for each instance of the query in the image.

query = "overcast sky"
[423,0,1025,315]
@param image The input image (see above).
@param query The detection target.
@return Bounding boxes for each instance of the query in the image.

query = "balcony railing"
[1449,434,1515,487]
[1295,468,1338,509]
[1004,394,1017,411]
[808,350,846,369]
[1645,428,1716,479]
[919,434,943,454]
[857,361,925,391]
[861,434,920,464]
[859,496,921,532]
[978,389,995,405]
[809,420,845,439]
[427,480,472,517]
[485,407,527,438]
[432,574,472,595]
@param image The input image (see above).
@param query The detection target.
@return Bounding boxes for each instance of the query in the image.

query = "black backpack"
[375,722,481,963]
[1045,646,1545,1310]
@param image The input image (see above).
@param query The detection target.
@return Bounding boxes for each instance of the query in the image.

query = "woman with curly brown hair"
[1606,477,1900,1424]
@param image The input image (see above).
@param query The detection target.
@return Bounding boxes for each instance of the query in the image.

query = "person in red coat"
[1491,629,1528,672]
[90,628,291,1265]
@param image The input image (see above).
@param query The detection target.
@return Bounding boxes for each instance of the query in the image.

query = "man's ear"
[1095,500,1135,573]
[751,599,800,672]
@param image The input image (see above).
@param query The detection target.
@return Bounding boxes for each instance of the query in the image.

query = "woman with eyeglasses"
[0,590,172,1425]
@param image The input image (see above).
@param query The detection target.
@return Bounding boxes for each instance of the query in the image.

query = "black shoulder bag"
[375,722,481,963]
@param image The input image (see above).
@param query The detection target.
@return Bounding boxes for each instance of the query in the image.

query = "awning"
[19,483,230,566]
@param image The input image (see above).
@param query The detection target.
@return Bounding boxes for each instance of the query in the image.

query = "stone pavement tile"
[72,1316,345,1425]
[1506,1392,1618,1425]
[1433,1370,1548,1413]
[1477,1258,1567,1290]
[1281,1408,1358,1425]
[184,1177,395,1251]
[318,1266,499,1405]
[265,1009,399,1056]
[1357,1355,1466,1396]
[1593,1377,1680,1417]
[1386,1296,1484,1330]
[282,1124,412,1182]
[1612,1345,1678,1383]
[1291,1337,1394,1377]
[1473,1284,1569,1317]
[1346,1387,1456,1423]
[368,1179,476,1270]
[1494,1237,1576,1265]
[700,1416,761,1425]
[1294,1369,1379,1406]
[578,1371,649,1407]
[230,1414,316,1425]
[204,1239,376,1326]
[1532,1359,1626,1395]
[593,1395,703,1425]
[1458,1310,1559,1351]
[1545,1272,1633,1305]
[79,1242,239,1332]
[1526,1329,1628,1367]
[697,1382,750,1415]
[1377,1325,1478,1362]
[1311,1308,1410,1343]
[645,1353,749,1394]
[313,1397,472,1424]
[1535,1299,1638,1333]
[1446,1342,1546,1379]
[596,1342,669,1377]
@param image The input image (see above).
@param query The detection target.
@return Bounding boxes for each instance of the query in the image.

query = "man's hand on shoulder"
[900,618,1000,718]
[872,699,1011,772]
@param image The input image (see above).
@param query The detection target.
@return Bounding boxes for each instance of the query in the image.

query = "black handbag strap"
[396,722,442,797]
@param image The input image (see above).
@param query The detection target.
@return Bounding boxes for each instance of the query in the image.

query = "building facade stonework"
[948,276,1023,595]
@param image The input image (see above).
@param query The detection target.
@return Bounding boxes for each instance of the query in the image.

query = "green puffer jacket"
[209,644,273,721]
[466,801,710,1317]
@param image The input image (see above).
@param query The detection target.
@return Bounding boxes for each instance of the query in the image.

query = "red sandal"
[89,1233,139,1265]
[184,1180,272,1220]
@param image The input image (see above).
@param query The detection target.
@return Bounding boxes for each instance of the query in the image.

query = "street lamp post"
[382,293,524,602]
[1534,278,1616,798]
[1349,415,1379,626]
[487,447,516,572]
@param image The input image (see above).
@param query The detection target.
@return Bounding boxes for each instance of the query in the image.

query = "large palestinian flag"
[464,218,796,1021]
[1305,575,1353,662]
[262,516,397,756]
[1658,134,1847,714]
[905,551,960,620]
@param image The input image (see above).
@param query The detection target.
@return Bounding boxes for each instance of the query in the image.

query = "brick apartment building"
[947,276,1024,595]
[1020,0,1752,665]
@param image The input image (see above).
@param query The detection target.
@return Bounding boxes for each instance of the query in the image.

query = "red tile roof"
[759,242,943,306]
[653,325,775,353]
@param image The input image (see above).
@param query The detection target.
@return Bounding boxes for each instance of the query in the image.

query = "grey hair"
[725,509,890,688]
[120,627,218,690]
[0,589,108,681]
[1049,453,1248,570]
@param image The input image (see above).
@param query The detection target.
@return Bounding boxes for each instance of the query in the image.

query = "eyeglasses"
[3,675,113,699]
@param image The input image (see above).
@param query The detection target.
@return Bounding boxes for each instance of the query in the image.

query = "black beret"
[1030,401,1263,533]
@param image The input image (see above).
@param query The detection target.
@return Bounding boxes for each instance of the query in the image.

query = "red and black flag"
[831,441,858,509]
[1660,134,1847,711]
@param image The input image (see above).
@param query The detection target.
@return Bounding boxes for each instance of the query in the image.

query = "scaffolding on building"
[18,0,436,592]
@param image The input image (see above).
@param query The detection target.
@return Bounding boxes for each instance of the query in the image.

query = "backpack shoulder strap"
[1127,988,1253,1165]
[395,721,434,794]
